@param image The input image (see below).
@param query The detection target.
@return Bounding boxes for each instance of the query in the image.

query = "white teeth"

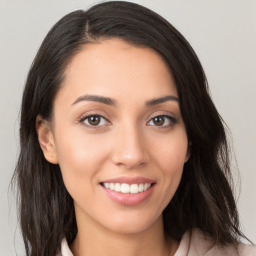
[138,184,144,192]
[104,183,110,189]
[115,183,121,192]
[121,184,130,193]
[130,184,138,194]
[102,182,152,194]
[110,183,115,190]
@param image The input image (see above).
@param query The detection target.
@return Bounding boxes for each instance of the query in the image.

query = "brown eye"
[147,115,176,127]
[80,114,109,127]
[88,116,101,126]
[152,116,165,126]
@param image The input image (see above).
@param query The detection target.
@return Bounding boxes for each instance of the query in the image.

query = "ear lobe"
[185,141,192,162]
[36,115,59,164]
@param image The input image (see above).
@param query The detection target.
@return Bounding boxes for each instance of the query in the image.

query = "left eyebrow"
[71,94,117,106]
[146,95,179,106]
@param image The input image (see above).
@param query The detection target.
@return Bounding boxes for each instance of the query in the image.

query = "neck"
[71,214,178,256]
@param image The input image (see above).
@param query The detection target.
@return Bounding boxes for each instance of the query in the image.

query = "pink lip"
[100,176,155,185]
[100,176,156,206]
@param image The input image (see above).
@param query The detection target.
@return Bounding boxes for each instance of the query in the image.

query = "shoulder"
[174,228,256,256]
[57,238,74,256]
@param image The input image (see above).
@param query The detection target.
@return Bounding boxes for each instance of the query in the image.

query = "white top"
[58,229,256,256]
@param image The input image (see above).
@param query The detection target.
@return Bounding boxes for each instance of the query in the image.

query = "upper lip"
[100,176,156,185]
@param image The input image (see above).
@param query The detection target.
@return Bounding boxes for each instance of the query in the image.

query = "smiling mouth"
[100,182,154,194]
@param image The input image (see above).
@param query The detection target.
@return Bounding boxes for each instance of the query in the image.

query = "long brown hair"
[13,1,247,255]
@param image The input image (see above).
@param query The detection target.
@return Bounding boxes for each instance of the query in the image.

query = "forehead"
[58,38,177,104]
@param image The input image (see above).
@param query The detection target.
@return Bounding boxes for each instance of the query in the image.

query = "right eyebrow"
[145,95,179,106]
[71,94,117,106]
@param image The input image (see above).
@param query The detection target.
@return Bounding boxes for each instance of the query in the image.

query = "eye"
[147,115,176,127]
[80,114,109,127]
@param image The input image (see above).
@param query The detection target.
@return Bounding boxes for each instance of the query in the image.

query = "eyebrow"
[146,95,179,106]
[72,94,179,106]
[72,95,117,106]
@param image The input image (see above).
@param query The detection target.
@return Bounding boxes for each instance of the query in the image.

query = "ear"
[185,141,192,162]
[36,115,59,164]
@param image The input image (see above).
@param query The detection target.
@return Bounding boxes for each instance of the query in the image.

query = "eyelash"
[147,115,177,128]
[79,114,110,129]
[79,114,176,129]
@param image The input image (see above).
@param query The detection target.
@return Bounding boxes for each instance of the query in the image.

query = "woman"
[13,1,256,256]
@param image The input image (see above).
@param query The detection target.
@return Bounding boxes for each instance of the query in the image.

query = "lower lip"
[101,185,154,206]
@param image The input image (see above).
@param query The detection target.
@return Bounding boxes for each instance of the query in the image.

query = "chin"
[100,211,163,235]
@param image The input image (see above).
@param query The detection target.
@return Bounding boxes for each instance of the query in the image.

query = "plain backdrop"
[0,0,255,255]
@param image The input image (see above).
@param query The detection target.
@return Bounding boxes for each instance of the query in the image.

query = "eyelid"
[78,113,111,129]
[147,113,177,127]
[77,109,110,123]
[148,111,177,120]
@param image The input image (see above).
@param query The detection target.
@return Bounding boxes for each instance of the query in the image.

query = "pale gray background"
[0,0,255,255]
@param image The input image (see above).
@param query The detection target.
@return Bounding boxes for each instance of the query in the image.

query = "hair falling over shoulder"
[13,1,249,255]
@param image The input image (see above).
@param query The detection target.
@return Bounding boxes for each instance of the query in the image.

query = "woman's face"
[41,38,189,235]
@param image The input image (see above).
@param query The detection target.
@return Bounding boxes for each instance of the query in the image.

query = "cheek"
[150,132,188,201]
[54,130,111,196]
[150,131,188,171]
[55,127,108,167]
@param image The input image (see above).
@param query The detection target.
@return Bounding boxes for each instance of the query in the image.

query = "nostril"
[112,153,148,170]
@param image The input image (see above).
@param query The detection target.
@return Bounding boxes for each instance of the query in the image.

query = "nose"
[111,123,148,169]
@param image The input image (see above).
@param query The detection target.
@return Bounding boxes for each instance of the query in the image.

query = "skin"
[37,38,190,256]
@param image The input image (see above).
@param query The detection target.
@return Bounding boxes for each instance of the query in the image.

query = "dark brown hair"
[13,1,247,255]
